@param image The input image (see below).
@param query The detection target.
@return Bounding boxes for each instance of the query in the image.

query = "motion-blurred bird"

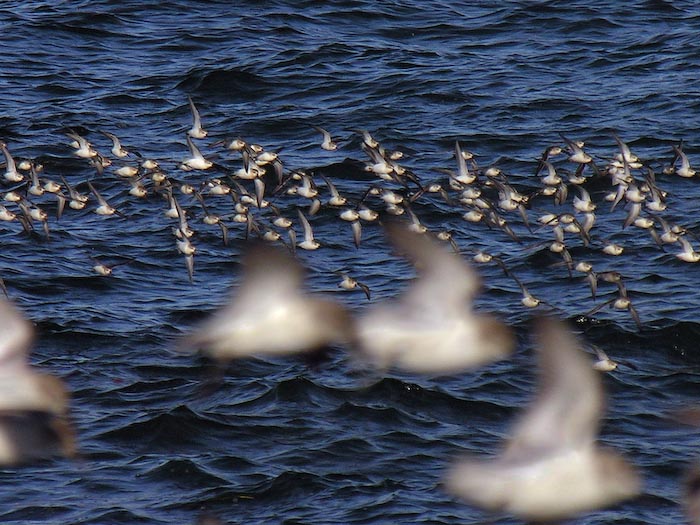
[446,317,640,522]
[179,244,353,361]
[355,223,514,373]
[0,299,76,465]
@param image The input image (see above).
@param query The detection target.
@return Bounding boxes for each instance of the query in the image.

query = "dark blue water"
[1,1,700,523]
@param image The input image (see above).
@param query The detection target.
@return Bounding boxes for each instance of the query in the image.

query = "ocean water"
[1,1,700,523]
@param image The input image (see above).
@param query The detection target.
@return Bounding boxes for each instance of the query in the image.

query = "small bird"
[512,274,542,308]
[187,96,207,139]
[128,176,148,198]
[602,240,624,256]
[313,126,338,151]
[612,133,642,168]
[575,261,598,299]
[179,244,353,361]
[534,144,563,176]
[296,209,320,251]
[560,133,593,164]
[296,173,319,200]
[673,143,695,178]
[175,229,196,283]
[540,160,562,187]
[87,181,123,217]
[90,256,133,277]
[453,141,477,184]
[17,199,50,239]
[446,317,640,522]
[65,130,98,159]
[335,271,371,300]
[657,216,685,244]
[27,163,45,197]
[355,129,379,149]
[573,187,596,213]
[355,223,514,373]
[472,250,511,276]
[676,237,700,263]
[1,142,23,182]
[590,344,618,372]
[181,136,213,171]
[0,204,16,222]
[586,279,642,329]
[194,191,229,246]
[320,175,347,206]
[114,164,139,178]
[101,131,130,158]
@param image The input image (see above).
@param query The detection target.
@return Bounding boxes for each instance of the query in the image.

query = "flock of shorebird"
[3,97,700,523]
[1,97,698,329]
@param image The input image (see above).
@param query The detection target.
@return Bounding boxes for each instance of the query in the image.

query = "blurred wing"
[236,244,305,305]
[505,317,603,457]
[445,454,511,513]
[386,223,479,312]
[178,244,306,354]
[0,299,33,364]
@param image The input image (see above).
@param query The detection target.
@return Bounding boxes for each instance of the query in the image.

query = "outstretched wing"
[505,317,603,458]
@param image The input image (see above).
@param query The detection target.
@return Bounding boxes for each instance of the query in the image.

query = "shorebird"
[590,344,618,372]
[561,133,593,164]
[296,173,319,200]
[87,181,123,217]
[335,271,371,300]
[512,274,543,308]
[613,133,642,168]
[540,161,562,187]
[313,126,338,151]
[355,223,514,373]
[101,131,130,158]
[586,279,642,329]
[361,144,393,178]
[27,162,45,196]
[128,176,148,198]
[573,187,596,213]
[575,261,598,299]
[296,209,320,250]
[446,317,640,522]
[175,229,196,283]
[534,144,563,176]
[453,141,477,184]
[673,143,695,178]
[358,204,379,222]
[91,256,133,277]
[320,175,347,207]
[65,130,97,159]
[194,191,229,245]
[1,142,23,182]
[179,244,353,360]
[472,250,511,276]
[181,136,213,171]
[656,216,685,244]
[676,237,700,263]
[602,240,624,256]
[355,129,379,149]
[187,96,207,139]
[17,199,50,239]
[60,176,89,210]
[114,163,139,178]
[0,204,16,222]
